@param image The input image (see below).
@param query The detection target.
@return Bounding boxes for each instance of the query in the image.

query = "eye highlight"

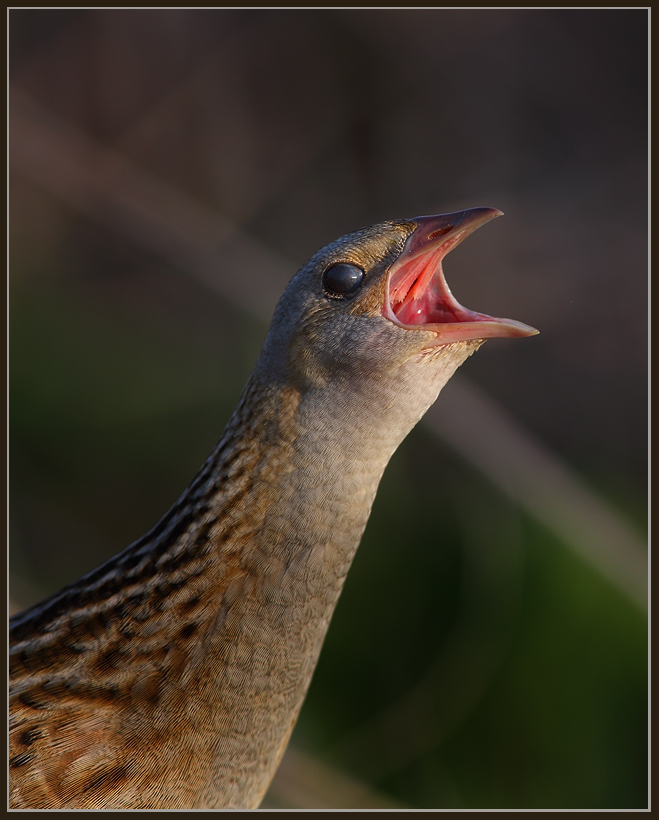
[323,263,365,297]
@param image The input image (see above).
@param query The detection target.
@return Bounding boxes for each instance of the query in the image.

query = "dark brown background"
[9,9,647,809]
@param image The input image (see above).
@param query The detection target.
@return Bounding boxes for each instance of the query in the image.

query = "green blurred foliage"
[295,433,647,808]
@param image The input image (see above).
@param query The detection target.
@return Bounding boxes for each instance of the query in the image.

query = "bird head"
[257,208,537,396]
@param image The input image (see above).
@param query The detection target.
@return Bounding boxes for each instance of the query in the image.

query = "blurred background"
[9,9,647,810]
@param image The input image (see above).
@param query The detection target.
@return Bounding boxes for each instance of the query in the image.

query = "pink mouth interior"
[388,234,490,326]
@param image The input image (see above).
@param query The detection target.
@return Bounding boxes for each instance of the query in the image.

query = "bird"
[9,208,537,809]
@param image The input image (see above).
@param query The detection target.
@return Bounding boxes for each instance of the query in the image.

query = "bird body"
[9,209,536,808]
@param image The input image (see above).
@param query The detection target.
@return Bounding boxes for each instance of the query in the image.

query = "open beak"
[383,208,538,344]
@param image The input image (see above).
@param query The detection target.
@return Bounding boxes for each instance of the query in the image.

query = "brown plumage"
[9,209,537,808]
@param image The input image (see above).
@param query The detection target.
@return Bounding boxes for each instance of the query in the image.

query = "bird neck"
[126,340,477,808]
[7,339,482,810]
[205,339,481,585]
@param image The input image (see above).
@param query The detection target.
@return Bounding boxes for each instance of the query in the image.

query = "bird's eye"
[323,263,365,297]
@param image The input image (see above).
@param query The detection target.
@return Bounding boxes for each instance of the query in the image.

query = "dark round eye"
[323,263,365,297]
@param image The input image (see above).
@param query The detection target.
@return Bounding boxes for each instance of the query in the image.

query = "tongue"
[389,247,484,326]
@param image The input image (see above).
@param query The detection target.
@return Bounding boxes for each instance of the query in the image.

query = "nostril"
[427,225,453,240]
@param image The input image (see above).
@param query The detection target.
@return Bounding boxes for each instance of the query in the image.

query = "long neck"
[143,371,407,808]
[182,343,478,808]
[9,341,480,809]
